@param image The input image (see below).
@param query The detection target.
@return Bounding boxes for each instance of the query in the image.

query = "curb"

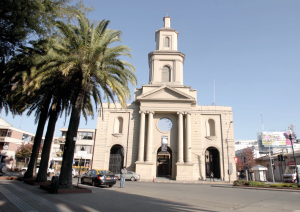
[211,185,300,192]
[137,180,232,185]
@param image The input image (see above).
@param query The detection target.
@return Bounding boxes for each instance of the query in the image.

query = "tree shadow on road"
[55,185,218,212]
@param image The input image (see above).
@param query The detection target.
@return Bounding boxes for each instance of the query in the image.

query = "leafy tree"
[0,0,93,114]
[0,0,93,64]
[16,143,42,158]
[237,147,255,176]
[34,14,137,188]
[16,143,34,158]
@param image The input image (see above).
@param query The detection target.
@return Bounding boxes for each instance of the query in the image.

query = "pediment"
[137,85,195,102]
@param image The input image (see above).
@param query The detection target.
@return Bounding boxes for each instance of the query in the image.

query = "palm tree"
[5,41,54,178]
[35,14,137,188]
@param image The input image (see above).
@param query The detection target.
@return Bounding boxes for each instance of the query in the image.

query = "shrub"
[234,180,265,186]
[270,183,299,188]
[233,180,247,186]
[246,181,266,187]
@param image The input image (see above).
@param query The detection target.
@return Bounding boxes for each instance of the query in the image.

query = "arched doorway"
[205,147,220,179]
[109,145,124,174]
[157,147,172,177]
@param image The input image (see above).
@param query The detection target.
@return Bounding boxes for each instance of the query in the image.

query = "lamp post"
[226,121,233,183]
[288,128,299,185]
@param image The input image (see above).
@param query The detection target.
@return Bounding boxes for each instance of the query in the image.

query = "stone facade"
[92,16,236,181]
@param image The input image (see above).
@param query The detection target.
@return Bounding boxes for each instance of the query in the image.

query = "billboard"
[262,132,296,147]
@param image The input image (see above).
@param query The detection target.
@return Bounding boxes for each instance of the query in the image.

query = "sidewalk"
[0,180,215,212]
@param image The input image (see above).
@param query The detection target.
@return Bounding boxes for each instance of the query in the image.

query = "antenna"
[260,114,264,131]
[213,79,215,106]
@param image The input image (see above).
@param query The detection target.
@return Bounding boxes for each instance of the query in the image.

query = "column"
[177,112,184,163]
[146,111,154,163]
[137,111,146,162]
[186,112,192,163]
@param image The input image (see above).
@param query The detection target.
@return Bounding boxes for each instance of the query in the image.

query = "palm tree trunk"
[36,102,60,182]
[24,96,51,178]
[59,89,85,188]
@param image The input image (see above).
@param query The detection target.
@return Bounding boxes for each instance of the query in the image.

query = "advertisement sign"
[261,132,293,147]
[77,151,87,158]
[161,136,168,152]
[287,161,296,166]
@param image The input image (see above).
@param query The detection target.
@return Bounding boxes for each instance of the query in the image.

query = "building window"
[206,119,216,136]
[78,132,93,140]
[75,145,92,154]
[114,117,123,133]
[164,37,170,47]
[0,130,7,137]
[0,130,10,137]
[162,66,171,82]
[22,134,31,142]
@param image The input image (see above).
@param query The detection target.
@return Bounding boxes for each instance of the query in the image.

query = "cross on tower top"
[166,10,169,17]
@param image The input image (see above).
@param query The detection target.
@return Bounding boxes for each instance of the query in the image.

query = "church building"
[92,16,236,181]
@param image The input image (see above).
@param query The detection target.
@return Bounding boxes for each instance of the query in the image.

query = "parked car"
[20,165,40,175]
[81,171,88,177]
[55,168,78,178]
[0,163,7,176]
[81,169,117,187]
[114,171,140,181]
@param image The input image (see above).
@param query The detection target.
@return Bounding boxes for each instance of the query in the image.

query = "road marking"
[9,183,72,212]
[0,185,38,212]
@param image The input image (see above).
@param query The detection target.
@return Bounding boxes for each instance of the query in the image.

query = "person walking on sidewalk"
[210,171,214,181]
[120,166,127,188]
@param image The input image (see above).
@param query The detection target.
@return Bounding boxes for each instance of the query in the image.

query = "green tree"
[0,0,93,63]
[0,0,93,114]
[35,14,137,188]
[16,143,34,158]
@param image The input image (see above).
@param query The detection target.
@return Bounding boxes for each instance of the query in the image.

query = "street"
[0,176,300,212]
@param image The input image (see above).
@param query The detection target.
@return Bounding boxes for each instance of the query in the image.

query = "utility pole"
[226,121,233,183]
[288,125,299,185]
[269,145,275,183]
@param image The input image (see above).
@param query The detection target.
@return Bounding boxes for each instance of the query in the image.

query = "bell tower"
[148,16,185,86]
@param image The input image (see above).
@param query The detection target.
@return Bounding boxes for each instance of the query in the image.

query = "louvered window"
[164,37,169,47]
[162,66,170,82]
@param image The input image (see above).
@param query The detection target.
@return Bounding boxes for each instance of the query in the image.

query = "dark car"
[0,163,7,176]
[81,169,117,187]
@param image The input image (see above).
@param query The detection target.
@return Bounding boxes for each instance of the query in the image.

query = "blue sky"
[1,0,299,140]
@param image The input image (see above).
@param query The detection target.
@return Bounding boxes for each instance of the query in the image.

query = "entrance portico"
[135,108,194,180]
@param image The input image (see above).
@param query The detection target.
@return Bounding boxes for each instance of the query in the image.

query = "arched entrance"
[157,147,172,177]
[205,147,220,179]
[109,145,124,174]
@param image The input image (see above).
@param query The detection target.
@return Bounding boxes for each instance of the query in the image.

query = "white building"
[91,16,237,181]
[50,128,96,171]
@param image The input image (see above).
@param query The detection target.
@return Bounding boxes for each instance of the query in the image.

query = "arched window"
[164,37,169,47]
[114,117,123,133]
[206,119,216,136]
[162,66,171,82]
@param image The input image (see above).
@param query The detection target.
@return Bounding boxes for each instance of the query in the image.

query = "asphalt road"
[2,172,300,211]
[68,179,300,212]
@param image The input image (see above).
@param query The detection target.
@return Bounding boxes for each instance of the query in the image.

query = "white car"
[55,168,79,178]
[20,166,40,175]
[114,171,140,181]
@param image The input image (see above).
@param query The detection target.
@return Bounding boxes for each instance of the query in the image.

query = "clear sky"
[1,0,299,140]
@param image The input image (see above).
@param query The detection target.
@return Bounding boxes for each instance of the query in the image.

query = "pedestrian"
[120,166,127,188]
[210,171,214,181]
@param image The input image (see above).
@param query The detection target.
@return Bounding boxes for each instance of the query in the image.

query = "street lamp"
[288,127,298,185]
[226,121,233,183]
